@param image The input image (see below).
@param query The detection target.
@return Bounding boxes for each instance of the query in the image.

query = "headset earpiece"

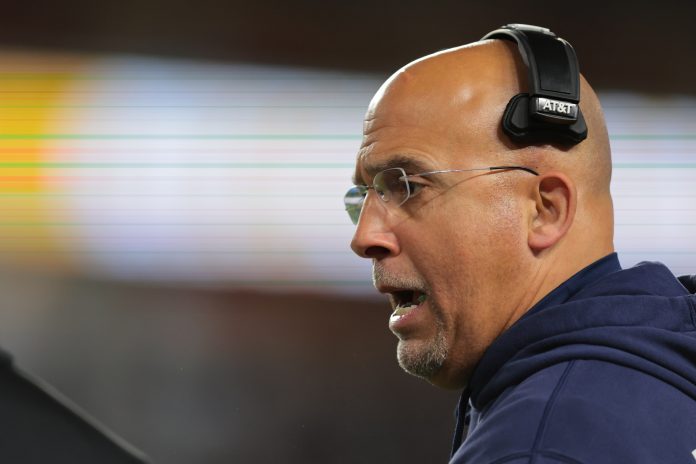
[502,93,588,144]
[482,24,588,145]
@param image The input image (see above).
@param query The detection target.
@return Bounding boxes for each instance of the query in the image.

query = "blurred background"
[0,1,695,463]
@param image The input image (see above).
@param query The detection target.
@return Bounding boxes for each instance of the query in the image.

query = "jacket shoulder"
[537,359,696,463]
[455,359,696,464]
[453,363,575,463]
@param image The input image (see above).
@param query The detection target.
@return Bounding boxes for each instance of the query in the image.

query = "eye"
[405,178,427,197]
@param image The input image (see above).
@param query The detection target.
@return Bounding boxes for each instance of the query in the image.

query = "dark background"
[0,266,459,464]
[0,2,693,463]
[1,0,695,94]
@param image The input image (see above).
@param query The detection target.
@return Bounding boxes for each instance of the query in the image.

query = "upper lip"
[376,284,409,294]
[376,284,424,296]
[375,284,427,309]
[375,285,405,309]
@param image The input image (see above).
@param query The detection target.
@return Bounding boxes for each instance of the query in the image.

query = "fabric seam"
[529,360,575,464]
[687,297,696,329]
[485,449,583,464]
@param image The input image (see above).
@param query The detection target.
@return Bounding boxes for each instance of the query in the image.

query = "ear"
[528,172,577,252]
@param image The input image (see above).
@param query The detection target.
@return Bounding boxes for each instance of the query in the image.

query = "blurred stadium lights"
[0,49,694,294]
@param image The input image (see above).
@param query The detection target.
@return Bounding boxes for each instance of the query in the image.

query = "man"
[346,25,696,463]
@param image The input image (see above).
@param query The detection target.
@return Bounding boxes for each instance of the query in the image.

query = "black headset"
[481,24,588,146]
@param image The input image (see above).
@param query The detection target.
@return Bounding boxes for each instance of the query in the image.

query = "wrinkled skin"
[350,40,614,389]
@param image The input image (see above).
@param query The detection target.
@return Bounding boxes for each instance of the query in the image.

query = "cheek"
[410,211,484,320]
[423,194,524,272]
[418,194,527,326]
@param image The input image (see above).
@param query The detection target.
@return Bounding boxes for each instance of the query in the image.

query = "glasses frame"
[344,165,539,225]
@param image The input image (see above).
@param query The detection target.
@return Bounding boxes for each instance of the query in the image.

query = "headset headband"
[481,24,588,145]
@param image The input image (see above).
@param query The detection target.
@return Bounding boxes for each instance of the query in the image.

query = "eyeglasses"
[344,165,539,225]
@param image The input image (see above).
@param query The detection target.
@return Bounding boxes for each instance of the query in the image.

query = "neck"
[505,239,615,332]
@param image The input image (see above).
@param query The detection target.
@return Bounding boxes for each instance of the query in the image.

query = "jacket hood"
[468,258,696,410]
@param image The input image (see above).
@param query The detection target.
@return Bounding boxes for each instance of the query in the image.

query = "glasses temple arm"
[488,166,539,176]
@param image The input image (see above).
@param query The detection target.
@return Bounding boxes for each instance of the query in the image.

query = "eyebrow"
[352,154,433,185]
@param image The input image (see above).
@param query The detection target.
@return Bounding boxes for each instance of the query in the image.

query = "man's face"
[350,61,529,388]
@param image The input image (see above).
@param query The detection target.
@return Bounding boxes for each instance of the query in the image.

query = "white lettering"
[692,448,696,461]
[536,98,578,118]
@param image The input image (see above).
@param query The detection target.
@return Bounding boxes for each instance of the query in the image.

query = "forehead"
[355,153,433,181]
[353,86,459,183]
[353,124,471,186]
[352,49,515,184]
[352,118,451,184]
[352,103,489,185]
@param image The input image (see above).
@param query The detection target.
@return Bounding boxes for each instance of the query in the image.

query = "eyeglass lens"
[344,186,365,225]
[343,168,410,225]
[374,168,410,204]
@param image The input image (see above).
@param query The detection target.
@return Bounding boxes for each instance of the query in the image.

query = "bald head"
[364,39,612,191]
[351,37,615,388]
[362,41,527,161]
[359,39,614,268]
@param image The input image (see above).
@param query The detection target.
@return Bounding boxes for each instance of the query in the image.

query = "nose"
[350,194,400,259]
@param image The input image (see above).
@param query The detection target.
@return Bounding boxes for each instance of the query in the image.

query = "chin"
[396,335,448,381]
[397,338,474,390]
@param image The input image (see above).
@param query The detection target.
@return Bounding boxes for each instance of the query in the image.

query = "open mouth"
[391,290,428,317]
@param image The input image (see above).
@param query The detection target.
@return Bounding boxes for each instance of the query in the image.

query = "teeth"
[393,303,418,316]
[391,292,428,318]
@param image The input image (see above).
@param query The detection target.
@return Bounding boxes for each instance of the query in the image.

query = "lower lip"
[388,300,429,335]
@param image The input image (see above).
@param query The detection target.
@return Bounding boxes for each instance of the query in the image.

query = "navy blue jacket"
[451,253,696,464]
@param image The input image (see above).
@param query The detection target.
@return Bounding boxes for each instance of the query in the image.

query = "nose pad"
[350,194,400,259]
